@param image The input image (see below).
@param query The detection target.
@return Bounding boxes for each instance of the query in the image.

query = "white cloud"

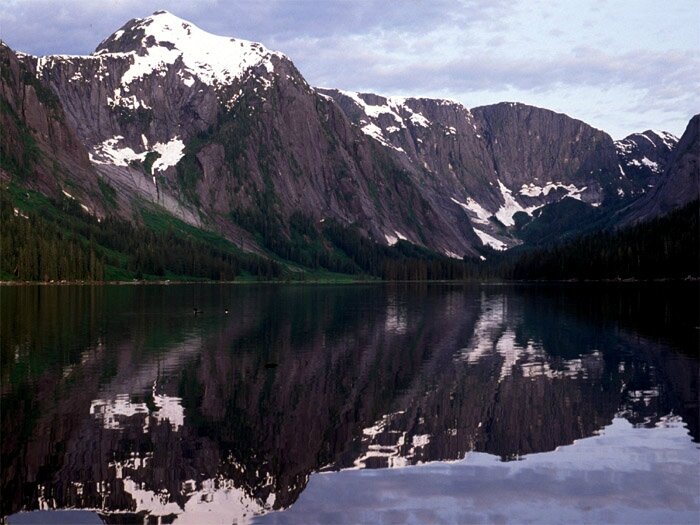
[1,0,697,137]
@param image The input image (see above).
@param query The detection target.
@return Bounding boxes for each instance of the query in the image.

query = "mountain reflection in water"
[1,283,698,523]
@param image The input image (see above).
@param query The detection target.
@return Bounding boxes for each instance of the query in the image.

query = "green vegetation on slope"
[0,98,41,181]
[1,186,281,282]
[2,180,696,283]
[487,200,699,280]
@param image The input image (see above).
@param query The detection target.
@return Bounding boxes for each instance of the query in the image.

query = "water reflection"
[1,283,698,523]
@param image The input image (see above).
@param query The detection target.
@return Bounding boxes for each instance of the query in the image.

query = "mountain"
[1,10,695,271]
[317,91,634,251]
[619,115,699,224]
[22,11,489,257]
[0,43,104,214]
[614,129,678,199]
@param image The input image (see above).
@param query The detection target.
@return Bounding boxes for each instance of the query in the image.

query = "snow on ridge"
[34,12,283,110]
[338,90,433,148]
[331,90,485,153]
[36,54,108,77]
[634,133,658,148]
[616,131,677,155]
[614,140,633,154]
[649,130,678,149]
[105,11,284,89]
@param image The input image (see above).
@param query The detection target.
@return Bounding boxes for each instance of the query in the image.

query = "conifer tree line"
[1,199,104,281]
[486,200,698,281]
[1,187,696,282]
[0,190,281,281]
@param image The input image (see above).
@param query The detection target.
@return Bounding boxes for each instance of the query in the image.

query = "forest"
[0,188,281,282]
[1,185,697,283]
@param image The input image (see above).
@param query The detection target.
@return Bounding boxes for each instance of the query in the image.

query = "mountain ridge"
[2,10,697,267]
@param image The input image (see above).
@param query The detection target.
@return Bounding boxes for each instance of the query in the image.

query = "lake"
[1,283,698,524]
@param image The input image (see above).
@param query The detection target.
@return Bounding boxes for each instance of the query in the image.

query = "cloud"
[0,0,508,54]
[0,0,697,136]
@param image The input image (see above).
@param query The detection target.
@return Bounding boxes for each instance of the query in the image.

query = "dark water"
[1,283,698,524]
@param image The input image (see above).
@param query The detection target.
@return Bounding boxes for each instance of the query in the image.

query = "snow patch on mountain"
[337,90,433,148]
[450,197,491,225]
[407,109,430,127]
[649,130,678,149]
[385,231,408,245]
[640,157,660,172]
[363,123,397,149]
[495,180,538,226]
[151,137,185,172]
[473,228,507,250]
[626,157,661,173]
[90,136,143,166]
[95,11,283,90]
[519,182,587,200]
[89,135,184,174]
[340,91,405,124]
[108,88,152,111]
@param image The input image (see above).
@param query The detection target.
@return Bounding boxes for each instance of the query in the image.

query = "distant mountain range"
[1,10,698,266]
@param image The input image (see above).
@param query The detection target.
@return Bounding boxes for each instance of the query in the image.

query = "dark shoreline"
[0,277,697,286]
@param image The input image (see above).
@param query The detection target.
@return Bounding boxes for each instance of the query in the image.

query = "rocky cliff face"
[318,90,682,250]
[0,43,104,215]
[614,129,678,199]
[472,103,621,204]
[619,115,699,224]
[24,11,483,256]
[3,10,693,258]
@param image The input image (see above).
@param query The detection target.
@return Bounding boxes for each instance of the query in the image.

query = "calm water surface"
[1,283,698,524]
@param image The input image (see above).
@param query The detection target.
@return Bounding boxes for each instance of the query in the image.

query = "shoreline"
[0,277,697,287]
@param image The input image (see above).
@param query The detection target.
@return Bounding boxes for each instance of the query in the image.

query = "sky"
[1,0,698,139]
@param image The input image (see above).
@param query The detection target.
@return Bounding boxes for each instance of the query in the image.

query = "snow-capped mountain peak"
[94,10,284,88]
